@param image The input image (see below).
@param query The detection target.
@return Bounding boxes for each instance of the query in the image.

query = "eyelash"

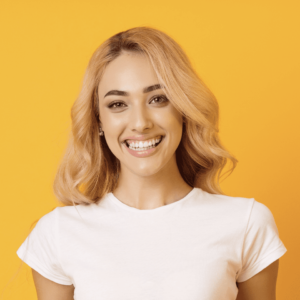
[108,95,169,109]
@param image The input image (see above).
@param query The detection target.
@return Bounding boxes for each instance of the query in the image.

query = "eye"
[108,101,126,109]
[149,95,169,104]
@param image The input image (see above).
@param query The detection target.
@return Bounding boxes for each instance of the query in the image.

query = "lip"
[122,136,165,158]
[122,135,164,142]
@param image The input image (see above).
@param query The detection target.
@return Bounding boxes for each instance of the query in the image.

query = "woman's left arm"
[236,259,279,300]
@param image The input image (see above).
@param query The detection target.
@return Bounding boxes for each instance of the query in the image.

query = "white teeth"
[127,136,163,150]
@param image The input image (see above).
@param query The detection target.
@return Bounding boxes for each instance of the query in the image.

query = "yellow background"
[1,0,299,298]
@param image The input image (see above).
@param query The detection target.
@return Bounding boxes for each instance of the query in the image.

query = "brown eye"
[108,102,126,109]
[150,95,169,104]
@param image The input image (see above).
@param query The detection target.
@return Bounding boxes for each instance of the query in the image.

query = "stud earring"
[99,127,104,136]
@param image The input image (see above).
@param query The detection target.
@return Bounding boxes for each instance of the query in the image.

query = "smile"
[125,135,163,151]
[122,136,165,158]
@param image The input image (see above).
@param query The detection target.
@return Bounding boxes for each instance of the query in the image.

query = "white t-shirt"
[17,187,287,300]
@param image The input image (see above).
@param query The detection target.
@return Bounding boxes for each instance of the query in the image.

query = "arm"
[236,259,279,300]
[32,269,75,300]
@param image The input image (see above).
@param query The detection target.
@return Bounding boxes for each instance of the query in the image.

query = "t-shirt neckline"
[107,187,197,213]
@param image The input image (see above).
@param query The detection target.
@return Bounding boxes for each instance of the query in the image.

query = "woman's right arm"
[32,269,75,300]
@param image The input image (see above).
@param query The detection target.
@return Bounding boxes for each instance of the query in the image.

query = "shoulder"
[34,208,58,231]
[244,199,280,237]
[35,204,94,229]
[34,194,113,235]
[51,202,98,218]
[197,188,255,215]
[200,188,272,212]
[247,200,276,225]
[196,188,275,226]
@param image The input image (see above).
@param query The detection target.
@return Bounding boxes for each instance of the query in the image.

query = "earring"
[99,127,104,136]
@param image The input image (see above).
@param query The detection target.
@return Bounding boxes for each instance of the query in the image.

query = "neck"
[112,155,193,210]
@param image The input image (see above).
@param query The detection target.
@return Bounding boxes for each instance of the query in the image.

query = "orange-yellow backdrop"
[1,0,299,299]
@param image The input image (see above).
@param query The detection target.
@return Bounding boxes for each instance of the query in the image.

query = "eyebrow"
[104,84,164,98]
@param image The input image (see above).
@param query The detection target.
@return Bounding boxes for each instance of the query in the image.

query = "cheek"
[161,115,183,150]
[100,115,123,150]
[166,105,183,126]
[162,111,183,135]
[101,113,123,134]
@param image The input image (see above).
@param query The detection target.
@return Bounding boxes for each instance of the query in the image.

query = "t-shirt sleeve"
[236,199,287,283]
[16,208,73,285]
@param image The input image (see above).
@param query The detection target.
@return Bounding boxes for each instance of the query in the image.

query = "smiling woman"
[16,27,287,300]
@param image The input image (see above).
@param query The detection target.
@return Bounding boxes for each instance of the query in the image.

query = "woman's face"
[98,52,183,177]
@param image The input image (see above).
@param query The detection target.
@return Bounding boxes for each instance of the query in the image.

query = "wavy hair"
[53,26,238,206]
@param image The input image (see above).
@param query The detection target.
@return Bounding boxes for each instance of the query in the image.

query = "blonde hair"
[53,26,238,206]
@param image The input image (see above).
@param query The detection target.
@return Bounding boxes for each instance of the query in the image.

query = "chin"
[123,163,164,177]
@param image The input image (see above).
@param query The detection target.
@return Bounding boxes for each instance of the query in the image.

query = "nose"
[128,104,154,133]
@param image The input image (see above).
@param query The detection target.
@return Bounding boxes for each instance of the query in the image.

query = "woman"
[17,27,287,300]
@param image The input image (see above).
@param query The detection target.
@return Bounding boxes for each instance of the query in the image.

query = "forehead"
[98,52,160,99]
